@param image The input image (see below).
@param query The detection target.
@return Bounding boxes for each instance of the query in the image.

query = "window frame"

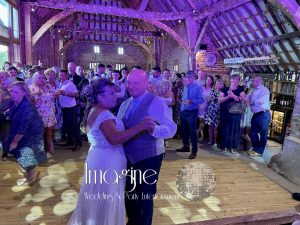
[0,0,20,63]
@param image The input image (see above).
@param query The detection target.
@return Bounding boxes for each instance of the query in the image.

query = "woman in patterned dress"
[6,82,46,185]
[30,72,57,156]
[204,79,224,146]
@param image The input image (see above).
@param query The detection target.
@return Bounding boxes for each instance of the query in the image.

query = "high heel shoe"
[72,144,82,152]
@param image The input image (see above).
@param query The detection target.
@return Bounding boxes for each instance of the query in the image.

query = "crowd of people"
[1,60,299,224]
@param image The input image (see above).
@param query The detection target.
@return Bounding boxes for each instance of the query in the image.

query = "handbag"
[228,101,246,114]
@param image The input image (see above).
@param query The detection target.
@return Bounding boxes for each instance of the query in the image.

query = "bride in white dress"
[68,78,155,225]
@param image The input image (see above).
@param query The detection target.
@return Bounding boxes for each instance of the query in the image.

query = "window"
[94,46,100,54]
[118,47,124,55]
[13,43,20,62]
[173,65,179,72]
[59,39,64,50]
[0,0,20,63]
[12,7,18,39]
[89,62,98,69]
[173,59,179,72]
[0,44,9,67]
[0,0,10,38]
[115,63,126,70]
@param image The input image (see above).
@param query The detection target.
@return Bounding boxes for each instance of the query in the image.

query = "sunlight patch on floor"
[26,206,44,222]
[53,189,78,216]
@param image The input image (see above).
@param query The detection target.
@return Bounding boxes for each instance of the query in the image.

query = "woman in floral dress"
[204,79,224,146]
[30,71,57,156]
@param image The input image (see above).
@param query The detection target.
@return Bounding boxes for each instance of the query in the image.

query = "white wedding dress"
[68,110,127,225]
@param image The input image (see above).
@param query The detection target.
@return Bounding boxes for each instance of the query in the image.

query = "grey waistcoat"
[122,93,157,164]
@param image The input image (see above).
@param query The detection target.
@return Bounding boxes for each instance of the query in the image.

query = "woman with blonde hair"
[30,72,57,156]
[218,74,245,153]
[0,71,12,160]
[6,81,46,185]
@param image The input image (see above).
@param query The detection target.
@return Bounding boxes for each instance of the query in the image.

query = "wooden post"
[154,36,161,66]
[24,2,32,65]
[186,16,198,71]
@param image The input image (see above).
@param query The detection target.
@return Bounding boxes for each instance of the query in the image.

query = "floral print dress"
[30,85,57,128]
[204,89,220,127]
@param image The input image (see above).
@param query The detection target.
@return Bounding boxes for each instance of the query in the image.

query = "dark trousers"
[62,106,81,145]
[180,109,198,153]
[125,154,163,225]
[250,110,271,154]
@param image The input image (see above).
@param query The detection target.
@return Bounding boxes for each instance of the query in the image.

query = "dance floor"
[0,139,299,225]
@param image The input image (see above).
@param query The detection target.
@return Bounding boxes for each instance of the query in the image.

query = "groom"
[118,69,177,225]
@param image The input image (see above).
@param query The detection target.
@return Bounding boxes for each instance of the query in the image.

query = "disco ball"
[176,162,216,201]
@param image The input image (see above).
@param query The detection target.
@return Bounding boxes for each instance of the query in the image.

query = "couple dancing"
[68,69,177,225]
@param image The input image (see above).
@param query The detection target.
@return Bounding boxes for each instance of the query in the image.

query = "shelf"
[271,104,294,110]
[272,80,298,84]
[272,92,295,96]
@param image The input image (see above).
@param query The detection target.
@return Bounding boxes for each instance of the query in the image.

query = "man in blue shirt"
[176,71,204,159]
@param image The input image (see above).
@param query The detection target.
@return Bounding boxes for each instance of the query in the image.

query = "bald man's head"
[127,69,149,98]
[68,62,76,74]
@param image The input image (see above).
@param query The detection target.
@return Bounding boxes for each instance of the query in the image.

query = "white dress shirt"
[246,85,270,113]
[118,91,177,155]
[58,80,78,108]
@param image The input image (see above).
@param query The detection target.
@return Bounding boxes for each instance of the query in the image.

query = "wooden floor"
[0,140,299,225]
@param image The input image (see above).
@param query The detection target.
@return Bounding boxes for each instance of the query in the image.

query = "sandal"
[16,177,28,186]
[27,171,40,185]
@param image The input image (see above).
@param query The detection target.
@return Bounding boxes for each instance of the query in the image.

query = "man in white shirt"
[58,70,82,151]
[246,76,271,157]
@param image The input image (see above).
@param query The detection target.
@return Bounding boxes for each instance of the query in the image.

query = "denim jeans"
[250,110,271,154]
[180,109,199,154]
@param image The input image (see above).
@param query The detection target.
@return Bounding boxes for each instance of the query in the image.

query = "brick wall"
[31,15,56,67]
[160,23,189,73]
[196,34,229,74]
[160,23,229,74]
[65,43,149,70]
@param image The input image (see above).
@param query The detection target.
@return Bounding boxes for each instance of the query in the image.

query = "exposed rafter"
[193,0,252,20]
[32,11,72,45]
[186,0,197,10]
[31,1,192,21]
[58,35,155,62]
[145,19,190,52]
[195,16,211,49]
[57,27,158,37]
[138,0,150,11]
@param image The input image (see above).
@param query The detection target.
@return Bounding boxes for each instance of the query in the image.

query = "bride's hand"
[140,116,156,132]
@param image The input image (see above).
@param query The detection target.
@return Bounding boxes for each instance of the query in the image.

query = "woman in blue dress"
[6,81,46,185]
[218,74,245,153]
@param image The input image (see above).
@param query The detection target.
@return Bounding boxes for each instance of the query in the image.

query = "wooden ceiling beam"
[263,0,300,63]
[217,31,300,50]
[31,1,191,21]
[252,0,297,71]
[193,0,252,20]
[138,0,150,11]
[195,16,211,49]
[186,0,197,10]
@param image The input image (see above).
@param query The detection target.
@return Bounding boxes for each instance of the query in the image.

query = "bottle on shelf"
[292,72,296,82]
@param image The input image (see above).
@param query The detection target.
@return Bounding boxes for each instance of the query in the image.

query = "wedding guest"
[204,79,224,146]
[198,75,214,141]
[176,71,204,159]
[30,72,57,156]
[218,74,245,153]
[6,82,46,185]
[57,70,82,151]
[0,71,12,160]
[246,76,270,157]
